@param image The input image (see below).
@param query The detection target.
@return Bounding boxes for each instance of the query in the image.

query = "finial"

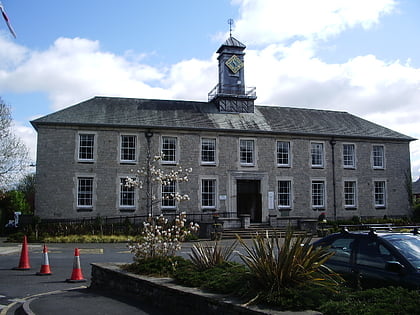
[227,18,234,37]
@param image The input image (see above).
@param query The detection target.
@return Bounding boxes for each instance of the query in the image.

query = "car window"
[327,238,354,263]
[386,236,420,270]
[356,238,396,269]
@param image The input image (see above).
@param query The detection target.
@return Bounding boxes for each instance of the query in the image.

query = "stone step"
[220,228,310,239]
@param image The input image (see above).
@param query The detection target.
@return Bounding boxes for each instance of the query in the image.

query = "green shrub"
[122,256,189,277]
[259,285,348,311]
[173,261,250,294]
[120,253,420,314]
[320,286,420,315]
[189,240,237,270]
[237,230,343,297]
[413,202,420,221]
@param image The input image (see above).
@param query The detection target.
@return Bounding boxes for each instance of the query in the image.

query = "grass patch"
[42,234,137,243]
[6,233,139,243]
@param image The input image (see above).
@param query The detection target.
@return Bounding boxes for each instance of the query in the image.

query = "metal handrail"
[208,84,256,101]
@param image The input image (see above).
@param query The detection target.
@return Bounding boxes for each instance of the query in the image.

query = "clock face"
[225,55,243,74]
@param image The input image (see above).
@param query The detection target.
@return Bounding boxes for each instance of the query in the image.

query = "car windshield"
[385,235,420,270]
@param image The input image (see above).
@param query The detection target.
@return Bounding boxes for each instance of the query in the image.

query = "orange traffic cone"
[36,244,52,276]
[13,235,31,270]
[66,248,86,283]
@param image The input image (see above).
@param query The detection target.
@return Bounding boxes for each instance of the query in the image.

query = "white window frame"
[201,178,217,209]
[120,134,137,163]
[343,180,357,209]
[374,180,386,208]
[310,142,324,168]
[311,179,326,209]
[372,145,385,169]
[119,177,137,210]
[343,143,356,169]
[77,132,96,162]
[277,179,292,209]
[239,138,255,166]
[200,137,217,165]
[161,136,178,164]
[161,180,177,209]
[76,176,95,209]
[276,141,291,167]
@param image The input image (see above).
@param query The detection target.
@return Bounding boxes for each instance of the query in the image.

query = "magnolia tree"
[125,154,192,215]
[128,212,199,261]
[125,154,199,260]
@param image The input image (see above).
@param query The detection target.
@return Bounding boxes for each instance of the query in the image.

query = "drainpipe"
[145,130,153,216]
[330,139,337,221]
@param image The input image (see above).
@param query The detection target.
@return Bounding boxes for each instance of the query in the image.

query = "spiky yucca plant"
[237,230,342,294]
[189,240,238,270]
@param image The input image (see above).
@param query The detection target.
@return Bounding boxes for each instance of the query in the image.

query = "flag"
[0,1,16,38]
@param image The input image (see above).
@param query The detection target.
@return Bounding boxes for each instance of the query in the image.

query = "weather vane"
[228,18,234,37]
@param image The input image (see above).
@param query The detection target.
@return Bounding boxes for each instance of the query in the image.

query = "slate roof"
[31,96,414,141]
[216,36,246,53]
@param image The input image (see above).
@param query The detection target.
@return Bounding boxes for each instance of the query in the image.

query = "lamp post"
[145,130,153,216]
[330,139,337,221]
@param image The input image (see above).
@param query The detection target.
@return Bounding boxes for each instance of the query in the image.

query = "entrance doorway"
[237,180,262,223]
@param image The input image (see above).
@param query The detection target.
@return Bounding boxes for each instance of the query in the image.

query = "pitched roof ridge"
[255,104,349,114]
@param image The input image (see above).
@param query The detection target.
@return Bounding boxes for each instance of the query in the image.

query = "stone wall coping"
[90,262,321,315]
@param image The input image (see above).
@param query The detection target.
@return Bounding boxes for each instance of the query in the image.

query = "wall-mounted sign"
[219,195,227,200]
[268,191,274,210]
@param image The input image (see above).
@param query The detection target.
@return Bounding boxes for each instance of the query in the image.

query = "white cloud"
[11,121,37,164]
[0,36,28,70]
[232,0,396,44]
[164,57,217,101]
[0,37,171,110]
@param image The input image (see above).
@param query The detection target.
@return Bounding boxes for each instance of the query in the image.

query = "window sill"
[77,208,93,212]
[120,161,137,165]
[311,166,324,169]
[277,165,291,168]
[78,160,95,164]
[202,208,217,211]
[201,162,217,166]
[240,164,255,167]
[278,207,292,211]
[120,208,136,212]
[161,161,177,166]
[161,208,177,212]
[312,208,325,211]
[345,207,357,210]
[375,206,386,209]
[343,166,356,170]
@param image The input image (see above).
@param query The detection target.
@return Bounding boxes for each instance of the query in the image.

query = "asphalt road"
[0,237,295,314]
[0,239,165,314]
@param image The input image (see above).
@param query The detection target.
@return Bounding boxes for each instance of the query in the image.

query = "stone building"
[31,36,415,228]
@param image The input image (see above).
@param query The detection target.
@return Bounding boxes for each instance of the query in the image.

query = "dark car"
[313,228,420,289]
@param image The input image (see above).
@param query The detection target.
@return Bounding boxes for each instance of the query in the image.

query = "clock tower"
[208,36,256,113]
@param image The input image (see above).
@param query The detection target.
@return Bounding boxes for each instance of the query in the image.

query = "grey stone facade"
[33,123,413,224]
[31,36,415,226]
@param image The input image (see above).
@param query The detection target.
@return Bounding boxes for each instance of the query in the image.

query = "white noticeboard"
[268,191,274,210]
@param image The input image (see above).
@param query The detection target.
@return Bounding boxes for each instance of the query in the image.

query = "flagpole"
[0,1,17,38]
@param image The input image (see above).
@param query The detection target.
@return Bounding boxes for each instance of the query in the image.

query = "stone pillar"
[240,214,250,229]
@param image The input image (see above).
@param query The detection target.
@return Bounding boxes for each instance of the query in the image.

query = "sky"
[0,0,419,180]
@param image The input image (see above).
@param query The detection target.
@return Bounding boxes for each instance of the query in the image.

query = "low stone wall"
[90,263,321,315]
